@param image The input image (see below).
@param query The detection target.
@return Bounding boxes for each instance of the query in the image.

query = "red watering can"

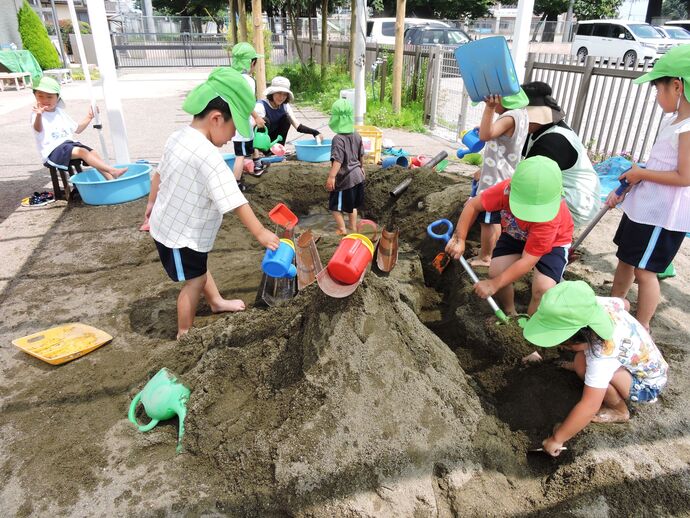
[327,233,374,285]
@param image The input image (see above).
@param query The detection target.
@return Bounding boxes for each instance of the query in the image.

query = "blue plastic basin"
[70,163,152,205]
[294,139,332,162]
[222,153,236,170]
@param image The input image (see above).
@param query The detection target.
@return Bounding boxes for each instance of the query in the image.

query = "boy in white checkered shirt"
[148,67,280,339]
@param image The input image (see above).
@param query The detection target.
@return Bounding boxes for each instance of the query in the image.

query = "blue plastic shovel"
[427,218,509,323]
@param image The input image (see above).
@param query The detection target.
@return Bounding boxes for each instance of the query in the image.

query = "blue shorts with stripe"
[614,213,685,273]
[45,140,92,170]
[492,233,570,284]
[328,181,364,214]
[477,210,501,225]
[154,239,208,282]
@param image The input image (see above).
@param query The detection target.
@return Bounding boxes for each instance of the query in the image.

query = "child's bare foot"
[592,406,630,423]
[110,167,128,179]
[100,171,115,181]
[522,351,543,365]
[335,228,347,236]
[469,256,491,267]
[210,298,245,313]
[177,328,189,340]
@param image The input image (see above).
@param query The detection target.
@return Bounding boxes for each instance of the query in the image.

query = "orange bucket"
[327,233,374,285]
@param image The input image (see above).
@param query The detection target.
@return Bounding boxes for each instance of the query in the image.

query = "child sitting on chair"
[325,99,365,235]
[522,280,668,457]
[31,77,126,180]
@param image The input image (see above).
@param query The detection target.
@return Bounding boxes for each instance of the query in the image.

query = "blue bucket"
[294,139,332,162]
[222,153,236,170]
[70,163,152,205]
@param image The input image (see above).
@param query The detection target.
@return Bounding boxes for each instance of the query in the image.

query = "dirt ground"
[1,163,689,517]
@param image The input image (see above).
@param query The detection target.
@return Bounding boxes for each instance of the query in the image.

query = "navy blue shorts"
[233,140,255,157]
[614,213,685,273]
[45,140,91,170]
[477,210,501,225]
[492,233,570,283]
[154,239,208,282]
[329,182,364,214]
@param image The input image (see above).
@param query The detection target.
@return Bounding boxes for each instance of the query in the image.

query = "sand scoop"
[260,225,297,307]
[295,229,323,290]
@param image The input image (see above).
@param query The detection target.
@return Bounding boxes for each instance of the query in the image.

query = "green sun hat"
[329,98,355,134]
[470,88,529,109]
[509,156,563,222]
[231,42,263,72]
[633,45,690,103]
[34,76,60,95]
[522,281,614,347]
[182,67,256,138]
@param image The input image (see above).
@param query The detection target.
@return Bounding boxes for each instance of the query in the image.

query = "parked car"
[664,20,690,31]
[365,18,450,45]
[404,25,472,47]
[571,19,673,66]
[654,25,690,46]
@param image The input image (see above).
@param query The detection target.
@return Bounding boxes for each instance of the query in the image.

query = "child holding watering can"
[605,46,690,333]
[470,89,530,267]
[229,42,266,190]
[522,281,668,457]
[445,156,573,333]
[148,67,280,339]
[325,99,366,235]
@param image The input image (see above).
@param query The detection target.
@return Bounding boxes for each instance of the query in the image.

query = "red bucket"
[327,233,374,285]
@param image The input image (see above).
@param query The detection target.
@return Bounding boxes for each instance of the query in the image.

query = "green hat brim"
[509,196,560,223]
[34,76,60,95]
[182,79,252,138]
[469,89,528,110]
[634,73,690,103]
[523,299,614,347]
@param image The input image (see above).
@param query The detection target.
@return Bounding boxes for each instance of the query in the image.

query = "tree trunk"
[349,0,356,81]
[229,0,238,45]
[321,0,328,78]
[252,0,266,98]
[308,9,314,61]
[238,0,248,41]
[288,4,307,69]
[392,0,406,113]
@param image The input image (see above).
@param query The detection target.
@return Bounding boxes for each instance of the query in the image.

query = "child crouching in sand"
[325,99,365,235]
[522,281,668,457]
[149,67,279,338]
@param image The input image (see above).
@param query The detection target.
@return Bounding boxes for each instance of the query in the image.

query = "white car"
[571,19,673,66]
[655,25,690,46]
[366,17,450,45]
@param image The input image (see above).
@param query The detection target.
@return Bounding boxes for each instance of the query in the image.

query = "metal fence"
[111,33,231,68]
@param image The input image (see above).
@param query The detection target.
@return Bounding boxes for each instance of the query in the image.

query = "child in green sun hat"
[469,89,530,267]
[522,281,668,457]
[146,67,280,339]
[325,98,365,235]
[605,44,690,333]
[446,155,574,321]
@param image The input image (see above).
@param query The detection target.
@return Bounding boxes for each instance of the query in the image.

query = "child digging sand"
[522,281,668,457]
[149,67,280,339]
[470,90,529,267]
[31,77,126,180]
[605,45,690,332]
[325,99,365,235]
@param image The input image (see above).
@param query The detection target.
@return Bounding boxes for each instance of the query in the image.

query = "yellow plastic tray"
[12,323,112,365]
[355,125,383,165]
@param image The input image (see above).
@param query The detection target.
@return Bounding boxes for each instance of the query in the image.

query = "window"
[576,23,593,36]
[366,21,373,37]
[611,24,633,40]
[446,30,470,44]
[629,24,663,39]
[592,24,612,37]
[420,30,444,44]
[382,22,395,37]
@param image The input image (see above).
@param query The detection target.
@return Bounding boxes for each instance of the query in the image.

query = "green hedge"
[17,0,61,70]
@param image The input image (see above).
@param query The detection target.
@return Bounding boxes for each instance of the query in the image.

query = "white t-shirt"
[31,106,77,161]
[150,126,248,252]
[583,297,668,391]
[232,74,257,143]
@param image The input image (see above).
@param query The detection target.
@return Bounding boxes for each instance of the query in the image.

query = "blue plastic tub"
[222,153,236,170]
[294,139,332,162]
[70,163,152,205]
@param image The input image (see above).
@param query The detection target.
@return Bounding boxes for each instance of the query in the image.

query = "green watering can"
[254,127,283,151]
[128,368,191,453]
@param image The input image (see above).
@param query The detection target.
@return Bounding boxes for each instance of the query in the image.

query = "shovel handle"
[571,179,630,252]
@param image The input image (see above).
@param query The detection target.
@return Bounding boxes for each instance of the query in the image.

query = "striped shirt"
[622,115,690,232]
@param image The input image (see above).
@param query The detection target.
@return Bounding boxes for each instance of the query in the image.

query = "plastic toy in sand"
[457,128,485,159]
[254,127,283,152]
[382,155,409,168]
[317,233,375,298]
[262,239,297,279]
[128,368,190,453]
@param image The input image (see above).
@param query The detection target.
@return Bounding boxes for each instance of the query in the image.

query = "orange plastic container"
[355,125,382,165]
[327,233,374,285]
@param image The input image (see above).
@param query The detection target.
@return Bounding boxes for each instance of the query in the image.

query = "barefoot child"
[149,67,280,338]
[325,99,365,235]
[522,281,668,457]
[446,156,574,316]
[31,77,126,180]
[471,90,529,266]
[605,45,690,331]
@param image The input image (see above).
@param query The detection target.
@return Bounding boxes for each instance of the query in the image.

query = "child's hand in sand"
[474,278,498,298]
[258,228,280,250]
[541,436,565,457]
[445,235,465,259]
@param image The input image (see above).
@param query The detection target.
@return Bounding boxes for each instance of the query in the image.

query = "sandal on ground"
[21,191,54,207]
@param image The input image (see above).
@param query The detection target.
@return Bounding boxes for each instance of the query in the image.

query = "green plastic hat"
[634,45,690,103]
[182,67,256,138]
[509,156,563,222]
[470,88,529,109]
[329,98,355,134]
[34,76,60,95]
[231,42,263,72]
[522,281,614,347]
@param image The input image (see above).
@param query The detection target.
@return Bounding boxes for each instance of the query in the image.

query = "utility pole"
[391,0,406,113]
[353,0,367,124]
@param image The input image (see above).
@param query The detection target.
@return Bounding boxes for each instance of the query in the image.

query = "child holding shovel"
[470,89,530,267]
[325,99,365,235]
[522,281,668,457]
[445,156,574,320]
[148,67,279,339]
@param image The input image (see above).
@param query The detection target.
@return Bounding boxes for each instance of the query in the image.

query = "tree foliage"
[573,0,624,19]
[17,1,61,70]
[662,0,688,19]
[376,0,492,19]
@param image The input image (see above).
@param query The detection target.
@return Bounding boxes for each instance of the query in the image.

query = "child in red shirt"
[446,155,574,316]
